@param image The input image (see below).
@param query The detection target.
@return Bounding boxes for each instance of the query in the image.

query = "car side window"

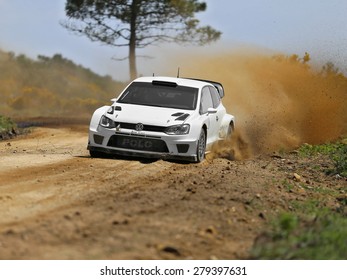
[209,86,221,108]
[200,87,214,114]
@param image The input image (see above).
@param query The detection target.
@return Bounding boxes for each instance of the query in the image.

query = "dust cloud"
[157,49,347,159]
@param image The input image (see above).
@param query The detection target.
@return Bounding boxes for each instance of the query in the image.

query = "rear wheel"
[226,123,234,140]
[196,129,206,163]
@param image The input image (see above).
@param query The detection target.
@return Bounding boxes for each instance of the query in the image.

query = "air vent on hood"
[171,112,184,117]
[175,114,190,121]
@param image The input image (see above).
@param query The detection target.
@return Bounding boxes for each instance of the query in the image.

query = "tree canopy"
[62,0,221,79]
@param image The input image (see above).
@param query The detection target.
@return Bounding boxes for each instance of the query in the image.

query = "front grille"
[107,135,169,153]
[115,122,166,132]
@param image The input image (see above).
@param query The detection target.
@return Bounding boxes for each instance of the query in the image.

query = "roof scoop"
[152,80,177,87]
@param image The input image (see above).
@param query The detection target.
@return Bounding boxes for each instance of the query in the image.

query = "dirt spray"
[155,49,347,159]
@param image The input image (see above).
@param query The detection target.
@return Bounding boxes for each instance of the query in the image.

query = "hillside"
[0,50,125,118]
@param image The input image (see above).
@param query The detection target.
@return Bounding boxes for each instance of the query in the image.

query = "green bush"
[0,115,17,133]
[298,140,347,177]
[330,144,347,177]
[251,211,347,259]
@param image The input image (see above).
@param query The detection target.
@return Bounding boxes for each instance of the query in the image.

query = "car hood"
[111,103,193,126]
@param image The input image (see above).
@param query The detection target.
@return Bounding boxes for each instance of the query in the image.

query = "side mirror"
[207,108,217,114]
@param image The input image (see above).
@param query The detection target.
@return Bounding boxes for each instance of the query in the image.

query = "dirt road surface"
[0,125,343,259]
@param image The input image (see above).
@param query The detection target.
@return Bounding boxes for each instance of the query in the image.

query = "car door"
[200,87,218,144]
[209,86,226,138]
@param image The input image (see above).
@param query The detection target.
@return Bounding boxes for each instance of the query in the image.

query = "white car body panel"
[88,76,235,162]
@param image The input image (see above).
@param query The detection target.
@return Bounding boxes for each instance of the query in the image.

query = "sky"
[1,0,347,80]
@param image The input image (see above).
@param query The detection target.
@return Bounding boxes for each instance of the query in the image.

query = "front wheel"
[89,149,105,158]
[196,129,206,163]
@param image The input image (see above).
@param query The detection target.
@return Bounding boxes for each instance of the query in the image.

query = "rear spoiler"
[184,78,224,98]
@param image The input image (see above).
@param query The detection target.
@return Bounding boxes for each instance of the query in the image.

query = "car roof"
[133,76,218,89]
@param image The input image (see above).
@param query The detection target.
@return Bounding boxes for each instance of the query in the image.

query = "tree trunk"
[129,42,137,80]
[129,0,138,80]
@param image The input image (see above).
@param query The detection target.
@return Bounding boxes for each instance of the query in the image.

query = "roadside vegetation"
[251,138,347,259]
[251,210,347,259]
[0,115,18,140]
[298,140,347,178]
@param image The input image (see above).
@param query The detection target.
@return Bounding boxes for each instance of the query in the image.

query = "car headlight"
[99,115,116,128]
[165,124,190,135]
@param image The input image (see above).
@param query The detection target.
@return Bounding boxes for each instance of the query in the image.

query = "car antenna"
[152,73,155,77]
[177,67,180,78]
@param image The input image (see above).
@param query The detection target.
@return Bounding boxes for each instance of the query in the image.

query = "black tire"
[196,129,206,163]
[226,123,234,140]
[89,150,104,158]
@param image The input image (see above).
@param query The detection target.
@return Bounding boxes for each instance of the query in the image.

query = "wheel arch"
[89,106,110,131]
[220,114,235,139]
[202,123,208,136]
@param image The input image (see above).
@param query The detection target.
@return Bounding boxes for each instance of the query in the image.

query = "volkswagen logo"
[135,123,144,131]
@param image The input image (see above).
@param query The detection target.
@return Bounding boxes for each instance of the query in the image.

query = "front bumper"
[88,126,199,162]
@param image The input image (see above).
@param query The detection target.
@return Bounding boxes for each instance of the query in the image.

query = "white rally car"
[88,76,235,162]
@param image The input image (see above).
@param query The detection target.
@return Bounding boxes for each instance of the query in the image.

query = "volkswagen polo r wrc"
[88,76,235,162]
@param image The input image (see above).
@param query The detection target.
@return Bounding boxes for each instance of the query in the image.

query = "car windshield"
[117,81,198,110]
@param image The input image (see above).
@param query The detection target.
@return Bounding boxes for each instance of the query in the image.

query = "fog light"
[93,134,104,145]
[177,144,189,153]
